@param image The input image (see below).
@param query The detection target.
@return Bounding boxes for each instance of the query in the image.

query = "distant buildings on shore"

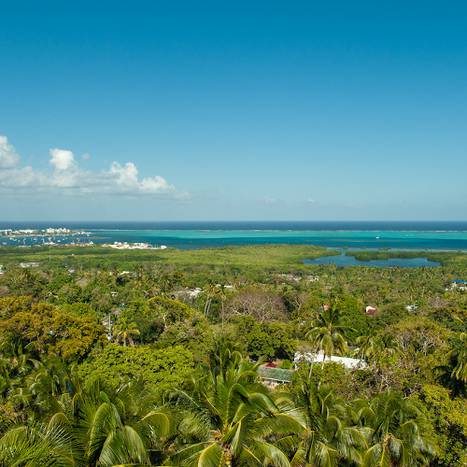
[0,227,89,237]
[103,241,167,250]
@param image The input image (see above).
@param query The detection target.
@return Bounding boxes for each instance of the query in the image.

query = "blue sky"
[1,0,466,221]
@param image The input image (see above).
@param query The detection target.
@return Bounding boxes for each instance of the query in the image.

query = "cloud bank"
[0,135,180,197]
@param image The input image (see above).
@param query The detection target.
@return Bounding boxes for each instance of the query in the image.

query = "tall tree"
[0,378,172,466]
[305,305,351,361]
[174,350,304,466]
[114,315,140,347]
[356,391,435,467]
[288,372,366,467]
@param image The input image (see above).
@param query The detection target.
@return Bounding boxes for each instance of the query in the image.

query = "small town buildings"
[45,227,71,234]
[104,241,167,250]
[276,274,319,283]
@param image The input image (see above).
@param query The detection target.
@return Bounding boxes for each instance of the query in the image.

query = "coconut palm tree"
[305,305,351,362]
[436,332,467,396]
[114,315,140,346]
[23,357,73,417]
[0,377,172,466]
[173,350,304,466]
[450,333,467,383]
[356,391,435,467]
[287,373,367,467]
[0,418,75,466]
[70,378,171,466]
[202,283,217,317]
[356,334,401,362]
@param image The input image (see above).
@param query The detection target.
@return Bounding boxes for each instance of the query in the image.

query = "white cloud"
[0,135,179,197]
[50,148,75,171]
[110,161,139,189]
[0,135,20,169]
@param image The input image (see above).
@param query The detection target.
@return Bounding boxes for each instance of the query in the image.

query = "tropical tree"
[0,377,172,466]
[356,334,401,362]
[305,305,352,362]
[174,348,304,466]
[436,332,467,396]
[356,391,435,467]
[114,315,140,347]
[287,370,367,467]
[202,283,219,318]
[25,356,74,417]
[0,419,75,467]
[450,333,467,384]
[72,379,170,465]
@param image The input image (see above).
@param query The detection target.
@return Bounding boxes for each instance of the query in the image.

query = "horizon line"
[2,220,467,224]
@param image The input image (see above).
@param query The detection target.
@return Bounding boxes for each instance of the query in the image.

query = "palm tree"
[201,283,228,322]
[356,334,400,362]
[436,332,467,396]
[70,380,167,465]
[26,356,75,417]
[356,391,435,467]
[287,373,367,466]
[0,377,172,466]
[174,350,304,466]
[0,419,75,466]
[114,315,140,346]
[450,333,467,384]
[305,305,351,362]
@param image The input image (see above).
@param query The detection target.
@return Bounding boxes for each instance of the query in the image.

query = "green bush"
[78,344,193,397]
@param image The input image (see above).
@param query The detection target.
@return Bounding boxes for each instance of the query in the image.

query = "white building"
[187,287,203,298]
[294,351,367,369]
[104,241,167,250]
[19,262,40,268]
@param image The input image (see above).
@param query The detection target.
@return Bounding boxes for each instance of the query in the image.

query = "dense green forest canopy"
[0,245,465,466]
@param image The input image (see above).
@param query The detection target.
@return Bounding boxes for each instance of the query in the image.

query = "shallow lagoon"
[304,253,440,268]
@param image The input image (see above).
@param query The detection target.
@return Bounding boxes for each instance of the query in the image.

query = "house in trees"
[19,261,39,268]
[294,351,366,369]
[450,279,467,291]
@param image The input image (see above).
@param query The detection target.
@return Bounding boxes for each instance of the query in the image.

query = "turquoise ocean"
[1,222,467,250]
